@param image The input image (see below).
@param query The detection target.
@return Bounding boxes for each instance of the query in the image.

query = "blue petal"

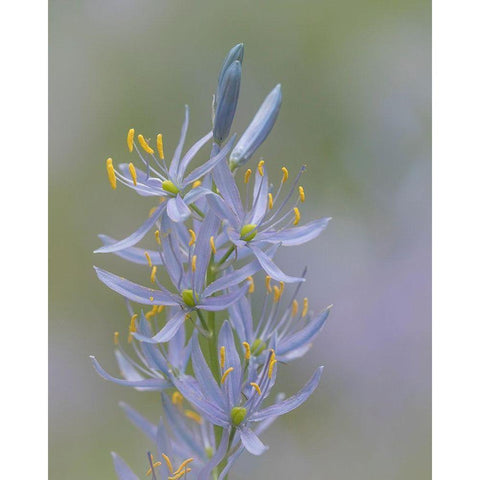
[111,452,139,480]
[198,427,231,480]
[212,154,244,220]
[228,295,254,343]
[183,186,214,206]
[119,402,157,443]
[94,267,178,306]
[218,321,242,407]
[177,130,213,181]
[207,193,241,228]
[166,195,191,222]
[133,309,186,344]
[98,235,162,265]
[169,105,190,180]
[249,168,269,225]
[239,426,269,455]
[249,246,305,283]
[95,204,166,253]
[261,217,331,246]
[198,284,249,311]
[250,366,324,422]
[136,315,170,373]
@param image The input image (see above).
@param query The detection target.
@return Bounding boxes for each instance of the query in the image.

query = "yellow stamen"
[281,166,289,183]
[242,341,251,360]
[209,236,216,254]
[150,266,157,283]
[114,331,119,345]
[145,305,159,320]
[148,206,158,217]
[191,255,197,272]
[149,296,154,302]
[192,180,202,188]
[268,350,277,379]
[162,454,174,474]
[265,275,272,293]
[172,392,183,407]
[257,160,265,176]
[138,134,154,154]
[168,468,192,480]
[128,162,137,186]
[127,128,135,152]
[157,133,164,159]
[145,252,152,268]
[129,314,138,333]
[184,409,203,424]
[220,346,226,369]
[145,460,162,476]
[106,158,117,190]
[299,185,305,202]
[302,297,309,317]
[250,382,262,395]
[293,207,301,225]
[268,192,273,209]
[273,285,281,303]
[155,229,161,245]
[244,168,252,183]
[291,299,299,317]
[188,229,196,246]
[221,367,234,384]
[174,459,194,475]
[279,281,285,295]
[247,276,255,294]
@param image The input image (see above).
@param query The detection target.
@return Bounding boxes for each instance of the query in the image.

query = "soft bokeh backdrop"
[50,0,431,478]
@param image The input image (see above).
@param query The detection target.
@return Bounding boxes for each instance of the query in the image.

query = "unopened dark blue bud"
[216,43,244,99]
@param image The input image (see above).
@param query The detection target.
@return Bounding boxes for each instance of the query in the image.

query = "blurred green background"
[49,0,431,478]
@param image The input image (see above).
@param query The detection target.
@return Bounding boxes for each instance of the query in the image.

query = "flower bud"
[213,60,242,144]
[216,43,244,99]
[229,84,282,169]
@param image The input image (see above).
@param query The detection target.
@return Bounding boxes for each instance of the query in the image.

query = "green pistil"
[182,289,198,307]
[230,406,247,426]
[240,224,257,242]
[251,338,267,356]
[162,179,180,195]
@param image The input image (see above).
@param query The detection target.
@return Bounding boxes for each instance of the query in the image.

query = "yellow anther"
[244,168,252,184]
[242,342,251,360]
[145,305,159,320]
[162,454,174,474]
[106,158,117,190]
[146,460,162,476]
[279,281,285,295]
[148,206,158,217]
[265,275,272,293]
[128,162,137,186]
[293,207,301,225]
[184,409,203,424]
[138,134,154,154]
[129,314,138,333]
[298,185,305,202]
[221,367,234,384]
[191,255,197,272]
[220,346,226,369]
[114,331,119,345]
[247,276,255,294]
[127,128,135,152]
[172,392,183,407]
[149,296,154,302]
[250,382,262,395]
[192,180,202,188]
[302,297,309,317]
[155,229,161,245]
[268,350,277,379]
[150,266,157,283]
[174,458,194,475]
[168,468,192,480]
[157,305,165,313]
[281,166,289,183]
[145,252,152,268]
[291,299,299,317]
[209,236,216,254]
[157,133,164,160]
[268,192,273,209]
[188,229,196,246]
[273,285,281,303]
[257,160,265,176]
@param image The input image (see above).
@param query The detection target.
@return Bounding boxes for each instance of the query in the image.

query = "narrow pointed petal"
[94,204,166,253]
[261,217,331,246]
[169,105,190,180]
[239,426,269,455]
[166,195,191,222]
[218,321,242,406]
[228,295,254,343]
[94,267,178,306]
[136,315,170,373]
[111,452,139,480]
[251,367,324,422]
[249,246,305,283]
[198,284,249,311]
[249,168,269,225]
[206,192,240,228]
[203,260,261,296]
[98,235,162,265]
[133,309,186,344]
[183,186,214,206]
[198,427,231,480]
[119,402,157,443]
[177,130,213,180]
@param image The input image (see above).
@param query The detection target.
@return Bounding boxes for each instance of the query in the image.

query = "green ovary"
[240,224,257,241]
[182,289,198,307]
[162,180,180,195]
[230,406,247,426]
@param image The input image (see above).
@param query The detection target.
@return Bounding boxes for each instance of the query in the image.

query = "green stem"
[217,244,235,267]
[190,203,205,218]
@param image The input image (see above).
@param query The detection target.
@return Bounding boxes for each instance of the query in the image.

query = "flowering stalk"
[92,43,332,480]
